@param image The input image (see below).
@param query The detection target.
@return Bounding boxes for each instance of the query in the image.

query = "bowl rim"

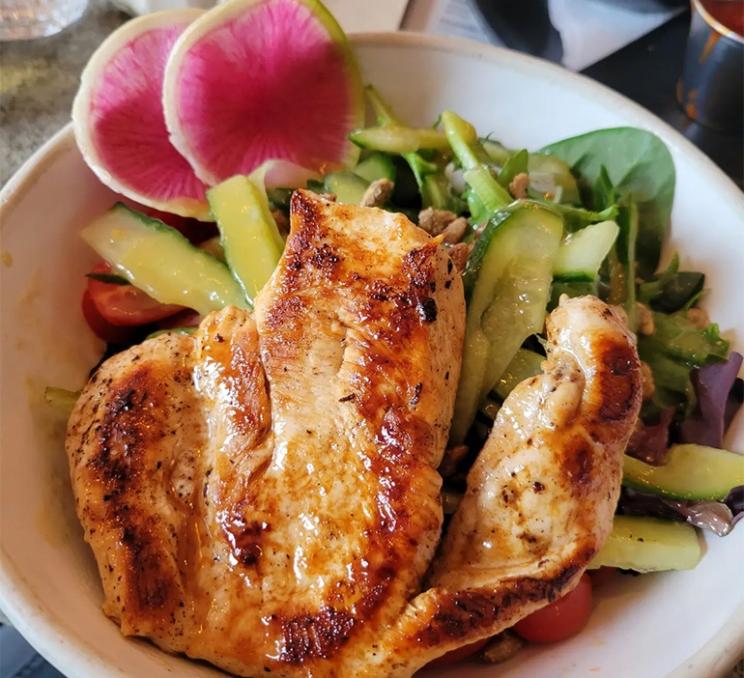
[1,29,743,678]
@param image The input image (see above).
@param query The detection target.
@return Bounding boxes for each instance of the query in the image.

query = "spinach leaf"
[644,311,729,366]
[541,127,675,277]
[639,342,695,414]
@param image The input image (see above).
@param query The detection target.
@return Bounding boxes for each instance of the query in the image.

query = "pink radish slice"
[163,0,364,186]
[73,10,211,220]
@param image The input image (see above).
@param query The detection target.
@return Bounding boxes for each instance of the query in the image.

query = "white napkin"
[404,0,682,71]
[549,0,682,70]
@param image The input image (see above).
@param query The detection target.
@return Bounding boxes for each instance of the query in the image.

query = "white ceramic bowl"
[1,32,743,678]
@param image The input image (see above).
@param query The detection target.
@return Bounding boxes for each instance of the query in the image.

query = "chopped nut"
[440,217,468,244]
[636,302,655,335]
[686,307,709,329]
[440,444,469,477]
[481,631,524,664]
[447,242,473,273]
[418,207,458,236]
[271,209,289,235]
[508,172,530,199]
[641,361,655,400]
[359,178,394,208]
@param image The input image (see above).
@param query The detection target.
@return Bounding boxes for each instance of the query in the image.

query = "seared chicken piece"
[67,190,465,676]
[364,296,642,676]
[67,189,641,676]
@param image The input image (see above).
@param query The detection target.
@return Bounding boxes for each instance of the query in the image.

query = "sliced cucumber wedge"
[451,203,563,442]
[81,203,246,315]
[349,126,449,153]
[44,386,80,416]
[553,220,619,282]
[207,175,285,306]
[623,444,744,501]
[355,152,397,183]
[493,348,544,400]
[527,153,580,205]
[323,170,369,205]
[589,515,701,573]
[549,280,597,309]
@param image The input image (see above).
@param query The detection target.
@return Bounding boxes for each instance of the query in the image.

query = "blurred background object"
[0,0,88,40]
[110,0,213,13]
[677,0,743,130]
[1,0,741,185]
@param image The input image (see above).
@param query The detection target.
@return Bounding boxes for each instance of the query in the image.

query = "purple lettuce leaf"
[617,487,684,522]
[618,486,744,537]
[724,485,744,515]
[663,500,739,537]
[678,352,743,447]
[626,408,675,465]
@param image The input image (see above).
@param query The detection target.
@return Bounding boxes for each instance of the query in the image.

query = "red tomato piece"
[81,290,138,345]
[87,263,183,326]
[514,574,593,644]
[157,309,203,330]
[428,638,489,666]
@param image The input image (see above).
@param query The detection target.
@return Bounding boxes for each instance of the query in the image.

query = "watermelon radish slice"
[162,0,364,186]
[72,10,211,220]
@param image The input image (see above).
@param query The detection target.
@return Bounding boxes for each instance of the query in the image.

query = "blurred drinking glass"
[0,0,88,40]
[677,0,744,130]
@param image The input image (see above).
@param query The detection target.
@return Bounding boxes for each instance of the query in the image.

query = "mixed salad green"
[49,85,743,655]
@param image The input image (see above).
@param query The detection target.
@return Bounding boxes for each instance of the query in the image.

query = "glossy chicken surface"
[368,296,642,675]
[67,191,641,676]
[67,191,465,676]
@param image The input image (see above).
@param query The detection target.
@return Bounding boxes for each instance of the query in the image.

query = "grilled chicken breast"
[67,191,641,676]
[67,190,465,676]
[365,296,642,675]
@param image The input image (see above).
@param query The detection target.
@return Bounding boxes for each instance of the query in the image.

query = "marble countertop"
[0,1,128,186]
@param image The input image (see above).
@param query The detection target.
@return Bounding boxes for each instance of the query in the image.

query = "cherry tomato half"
[81,290,139,345]
[428,638,489,666]
[514,574,593,644]
[86,263,183,326]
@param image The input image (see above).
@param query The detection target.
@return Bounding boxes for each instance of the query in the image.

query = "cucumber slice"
[323,170,369,205]
[623,444,744,501]
[553,220,619,282]
[549,280,597,309]
[355,152,397,183]
[207,175,284,306]
[589,515,701,572]
[527,153,580,205]
[451,203,563,442]
[44,386,79,416]
[481,138,511,165]
[81,203,246,315]
[350,126,449,153]
[493,348,544,400]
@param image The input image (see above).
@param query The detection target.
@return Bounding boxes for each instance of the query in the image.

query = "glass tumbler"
[0,0,88,41]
